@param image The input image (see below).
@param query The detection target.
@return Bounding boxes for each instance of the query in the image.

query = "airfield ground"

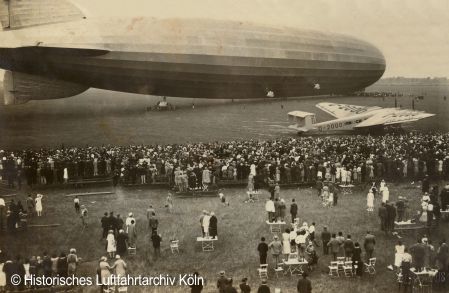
[2,182,449,293]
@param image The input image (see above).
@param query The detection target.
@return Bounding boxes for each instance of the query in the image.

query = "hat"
[115,255,120,259]
[219,271,225,276]
[100,256,107,261]
[70,248,76,253]
[274,235,279,240]
[129,213,133,217]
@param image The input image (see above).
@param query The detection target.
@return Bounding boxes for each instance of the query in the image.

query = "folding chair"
[274,263,284,278]
[128,246,136,255]
[170,240,180,254]
[336,257,345,272]
[258,264,268,279]
[343,261,354,277]
[364,258,376,274]
[328,261,340,277]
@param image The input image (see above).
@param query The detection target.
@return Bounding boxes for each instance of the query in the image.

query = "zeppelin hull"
[0,18,386,100]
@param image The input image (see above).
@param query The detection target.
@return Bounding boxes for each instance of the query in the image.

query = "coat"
[269,240,283,255]
[290,203,298,215]
[328,238,341,253]
[364,234,376,251]
[209,215,218,237]
[297,278,312,293]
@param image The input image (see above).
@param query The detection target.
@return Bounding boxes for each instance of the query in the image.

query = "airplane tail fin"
[0,0,85,30]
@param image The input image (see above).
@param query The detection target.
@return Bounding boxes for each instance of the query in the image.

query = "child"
[80,205,88,228]
[74,196,80,214]
[219,193,229,206]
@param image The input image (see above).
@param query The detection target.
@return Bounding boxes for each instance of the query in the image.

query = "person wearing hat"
[108,212,118,235]
[209,212,218,239]
[112,255,127,277]
[106,230,116,258]
[101,212,109,239]
[269,235,283,267]
[97,256,111,290]
[116,229,129,256]
[256,279,270,293]
[67,248,79,276]
[216,271,227,293]
[440,185,449,212]
[296,272,312,293]
[190,272,203,293]
[80,205,88,228]
[151,233,162,259]
[422,174,430,194]
[128,219,137,247]
[35,194,44,217]
[239,277,251,293]
[396,196,406,222]
[125,212,135,233]
[290,199,298,224]
[224,278,237,293]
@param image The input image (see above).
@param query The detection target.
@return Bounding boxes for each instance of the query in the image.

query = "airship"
[0,0,386,105]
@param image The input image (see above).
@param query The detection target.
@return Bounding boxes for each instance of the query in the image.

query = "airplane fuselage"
[309,108,397,132]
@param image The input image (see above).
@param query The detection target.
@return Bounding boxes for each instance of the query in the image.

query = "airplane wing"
[316,102,382,119]
[354,110,435,128]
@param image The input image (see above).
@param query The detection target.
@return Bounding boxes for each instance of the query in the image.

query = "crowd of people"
[1,132,449,190]
[2,132,449,292]
[0,248,81,291]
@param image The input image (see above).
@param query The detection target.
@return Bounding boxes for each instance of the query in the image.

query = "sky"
[3,0,449,78]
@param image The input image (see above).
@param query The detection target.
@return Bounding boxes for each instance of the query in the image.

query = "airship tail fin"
[3,70,89,105]
[0,0,85,30]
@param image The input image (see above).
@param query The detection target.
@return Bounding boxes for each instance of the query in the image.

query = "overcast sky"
[3,0,449,78]
[72,0,449,78]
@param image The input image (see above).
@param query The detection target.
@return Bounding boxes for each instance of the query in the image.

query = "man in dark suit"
[297,272,312,293]
[409,239,426,272]
[363,231,376,261]
[239,278,251,293]
[257,279,270,293]
[257,237,269,264]
[385,201,397,233]
[217,271,227,293]
[321,226,331,255]
[378,203,388,232]
[100,212,109,239]
[290,199,298,223]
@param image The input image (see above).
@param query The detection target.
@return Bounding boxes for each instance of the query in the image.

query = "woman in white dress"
[106,230,116,258]
[35,194,43,216]
[328,192,334,208]
[202,212,211,237]
[419,200,429,223]
[247,174,254,192]
[166,193,174,213]
[382,186,390,203]
[367,189,375,212]
[394,240,405,269]
[282,228,291,255]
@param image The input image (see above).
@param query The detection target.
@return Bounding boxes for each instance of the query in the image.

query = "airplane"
[288,102,435,134]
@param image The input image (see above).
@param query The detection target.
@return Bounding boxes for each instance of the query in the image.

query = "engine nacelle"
[3,70,88,105]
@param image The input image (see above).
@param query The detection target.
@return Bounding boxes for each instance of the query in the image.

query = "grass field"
[2,181,449,293]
